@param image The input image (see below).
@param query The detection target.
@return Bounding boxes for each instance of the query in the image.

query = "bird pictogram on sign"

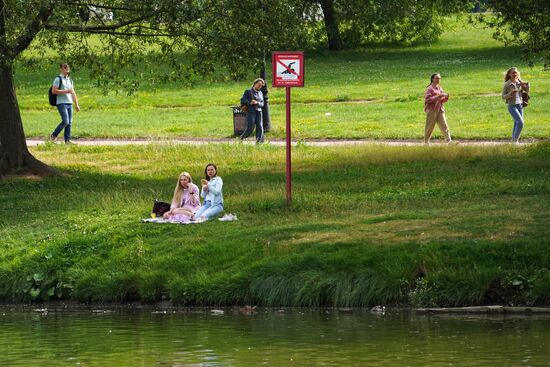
[272,52,304,87]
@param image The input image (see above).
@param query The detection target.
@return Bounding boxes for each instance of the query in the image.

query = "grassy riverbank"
[17,17,550,140]
[1,143,549,306]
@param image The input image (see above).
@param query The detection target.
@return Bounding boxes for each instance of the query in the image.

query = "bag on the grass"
[152,200,171,217]
[48,76,62,106]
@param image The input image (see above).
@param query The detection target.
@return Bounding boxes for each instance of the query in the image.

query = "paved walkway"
[27,138,540,147]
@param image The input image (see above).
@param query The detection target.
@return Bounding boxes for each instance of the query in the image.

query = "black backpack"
[152,199,171,217]
[48,76,62,106]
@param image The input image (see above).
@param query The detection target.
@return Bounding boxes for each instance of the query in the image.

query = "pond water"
[0,307,548,366]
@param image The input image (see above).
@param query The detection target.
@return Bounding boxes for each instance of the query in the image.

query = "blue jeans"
[52,103,73,142]
[241,109,264,143]
[507,104,524,140]
[193,201,223,220]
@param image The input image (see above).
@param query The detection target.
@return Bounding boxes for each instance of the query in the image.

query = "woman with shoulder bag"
[502,67,530,144]
[240,78,265,144]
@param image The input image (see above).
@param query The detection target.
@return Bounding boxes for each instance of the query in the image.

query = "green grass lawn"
[17,17,550,140]
[1,143,549,306]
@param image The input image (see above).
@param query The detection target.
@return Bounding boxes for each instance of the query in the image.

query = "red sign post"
[272,51,304,207]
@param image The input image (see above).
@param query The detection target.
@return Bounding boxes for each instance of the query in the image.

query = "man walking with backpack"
[49,63,80,144]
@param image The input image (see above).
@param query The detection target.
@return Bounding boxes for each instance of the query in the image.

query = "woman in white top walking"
[502,67,530,143]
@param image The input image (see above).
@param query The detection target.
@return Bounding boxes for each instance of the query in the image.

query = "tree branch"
[62,1,147,12]
[44,14,153,32]
[10,5,54,58]
[74,29,176,37]
[88,5,109,28]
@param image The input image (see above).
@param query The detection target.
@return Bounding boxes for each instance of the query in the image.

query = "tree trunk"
[0,62,56,177]
[319,0,343,51]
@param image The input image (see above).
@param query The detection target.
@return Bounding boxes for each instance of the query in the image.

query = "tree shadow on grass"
[0,145,549,305]
[1,144,548,242]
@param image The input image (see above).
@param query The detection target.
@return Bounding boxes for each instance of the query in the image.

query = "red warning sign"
[272,51,304,87]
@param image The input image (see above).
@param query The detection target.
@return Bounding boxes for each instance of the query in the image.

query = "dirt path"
[26,137,541,147]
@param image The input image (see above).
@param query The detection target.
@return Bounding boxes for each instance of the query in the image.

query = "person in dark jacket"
[240,78,265,143]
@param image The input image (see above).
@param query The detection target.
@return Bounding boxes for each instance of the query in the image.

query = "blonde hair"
[252,78,265,88]
[172,171,193,206]
[505,67,519,82]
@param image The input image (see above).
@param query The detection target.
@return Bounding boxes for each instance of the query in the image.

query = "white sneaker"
[192,217,207,224]
[219,213,238,221]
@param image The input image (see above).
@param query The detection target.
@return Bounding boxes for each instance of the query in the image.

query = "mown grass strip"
[16,17,550,140]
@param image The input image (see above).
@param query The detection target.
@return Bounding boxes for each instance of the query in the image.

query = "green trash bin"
[232,106,247,136]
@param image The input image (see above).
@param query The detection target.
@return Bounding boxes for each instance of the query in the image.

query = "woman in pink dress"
[163,172,200,222]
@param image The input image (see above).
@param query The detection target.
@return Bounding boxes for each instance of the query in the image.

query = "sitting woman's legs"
[193,201,211,219]
[200,204,223,219]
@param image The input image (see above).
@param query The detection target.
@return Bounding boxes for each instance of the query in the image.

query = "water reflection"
[0,308,548,366]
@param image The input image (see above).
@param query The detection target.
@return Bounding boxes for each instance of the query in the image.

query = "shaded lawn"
[1,143,549,306]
